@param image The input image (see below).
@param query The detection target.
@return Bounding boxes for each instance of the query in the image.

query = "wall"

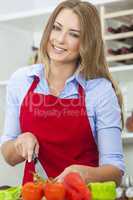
[0,26,33,81]
[33,0,62,10]
[0,0,34,14]
[33,0,121,8]
[0,23,34,186]
[0,85,24,186]
[0,153,24,186]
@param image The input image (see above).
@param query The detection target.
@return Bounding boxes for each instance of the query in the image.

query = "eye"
[69,32,80,38]
[53,24,61,31]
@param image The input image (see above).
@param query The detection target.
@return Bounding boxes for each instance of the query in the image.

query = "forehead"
[55,8,80,29]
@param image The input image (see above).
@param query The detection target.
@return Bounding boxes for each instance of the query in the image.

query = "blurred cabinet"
[99,0,133,126]
[99,0,133,176]
[100,2,133,65]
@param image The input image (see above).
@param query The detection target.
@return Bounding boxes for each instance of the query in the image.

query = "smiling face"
[47,8,80,66]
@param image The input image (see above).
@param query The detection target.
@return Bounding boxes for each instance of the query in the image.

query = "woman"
[0,0,125,185]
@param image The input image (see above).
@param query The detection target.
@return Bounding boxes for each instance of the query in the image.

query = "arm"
[1,140,25,166]
[0,69,39,166]
[91,80,124,185]
[85,164,122,185]
[0,73,22,166]
[1,132,39,166]
[55,164,122,186]
[95,80,125,185]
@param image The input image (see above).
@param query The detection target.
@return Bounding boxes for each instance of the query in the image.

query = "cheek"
[47,34,54,51]
[47,42,51,53]
[49,30,59,42]
[69,41,80,53]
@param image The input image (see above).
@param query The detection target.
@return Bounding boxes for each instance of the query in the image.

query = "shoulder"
[8,64,40,81]
[85,77,116,97]
[85,77,113,93]
[8,64,42,87]
[8,65,31,86]
[6,64,43,102]
[85,78,118,108]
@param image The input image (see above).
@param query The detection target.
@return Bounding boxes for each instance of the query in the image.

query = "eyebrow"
[55,21,80,33]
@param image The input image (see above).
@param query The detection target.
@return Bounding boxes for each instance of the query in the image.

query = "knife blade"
[32,153,48,180]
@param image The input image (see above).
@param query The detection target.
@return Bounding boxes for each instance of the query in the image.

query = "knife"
[32,153,48,180]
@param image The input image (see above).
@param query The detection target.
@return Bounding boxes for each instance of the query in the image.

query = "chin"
[49,55,67,63]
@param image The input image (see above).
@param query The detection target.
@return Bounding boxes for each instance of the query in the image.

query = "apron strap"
[27,76,40,94]
[78,84,85,107]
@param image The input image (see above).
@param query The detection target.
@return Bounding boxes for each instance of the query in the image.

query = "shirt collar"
[75,73,87,90]
[27,64,44,79]
[66,72,87,89]
[27,63,87,89]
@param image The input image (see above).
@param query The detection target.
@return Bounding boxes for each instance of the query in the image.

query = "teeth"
[54,46,65,51]
[53,44,66,52]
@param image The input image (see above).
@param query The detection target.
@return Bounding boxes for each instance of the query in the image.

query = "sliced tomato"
[63,172,92,200]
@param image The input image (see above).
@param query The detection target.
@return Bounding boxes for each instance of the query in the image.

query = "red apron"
[20,76,98,184]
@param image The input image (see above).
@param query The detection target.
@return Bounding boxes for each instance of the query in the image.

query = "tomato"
[37,181,45,191]
[63,172,92,200]
[65,183,82,200]
[44,182,66,200]
[21,182,44,200]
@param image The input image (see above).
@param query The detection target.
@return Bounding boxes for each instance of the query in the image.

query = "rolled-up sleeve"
[0,74,21,145]
[95,80,125,173]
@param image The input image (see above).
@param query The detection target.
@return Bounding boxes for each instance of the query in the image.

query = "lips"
[52,44,67,54]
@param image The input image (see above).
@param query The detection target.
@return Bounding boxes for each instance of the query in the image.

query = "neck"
[46,61,77,96]
[48,61,77,83]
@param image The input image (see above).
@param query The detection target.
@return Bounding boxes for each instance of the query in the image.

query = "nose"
[56,31,66,44]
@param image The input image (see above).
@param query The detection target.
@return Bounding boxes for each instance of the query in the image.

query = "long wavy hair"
[39,0,124,128]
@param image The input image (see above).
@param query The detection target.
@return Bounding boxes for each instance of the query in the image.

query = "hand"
[55,164,89,183]
[14,132,39,162]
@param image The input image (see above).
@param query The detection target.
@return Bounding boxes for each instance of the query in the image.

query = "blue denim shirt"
[0,64,125,172]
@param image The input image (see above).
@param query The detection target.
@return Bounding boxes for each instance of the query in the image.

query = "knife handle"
[32,152,38,164]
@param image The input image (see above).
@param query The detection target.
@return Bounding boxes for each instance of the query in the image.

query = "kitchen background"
[0,0,133,186]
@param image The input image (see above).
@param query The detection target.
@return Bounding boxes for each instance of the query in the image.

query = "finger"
[27,148,34,163]
[16,145,22,157]
[55,177,63,183]
[34,143,39,157]
[55,171,67,183]
[21,144,27,158]
[15,141,24,158]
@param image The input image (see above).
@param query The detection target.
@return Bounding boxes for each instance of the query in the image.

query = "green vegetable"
[88,181,116,200]
[0,186,21,200]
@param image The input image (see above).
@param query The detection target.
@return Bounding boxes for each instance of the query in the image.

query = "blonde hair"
[39,0,124,128]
